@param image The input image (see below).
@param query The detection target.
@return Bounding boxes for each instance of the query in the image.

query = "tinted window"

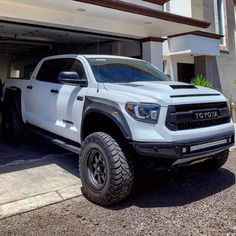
[71,60,86,80]
[36,58,75,83]
[87,58,170,83]
[24,64,37,80]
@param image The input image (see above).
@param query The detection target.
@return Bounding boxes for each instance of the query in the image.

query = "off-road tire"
[79,132,134,206]
[2,105,24,143]
[204,150,229,170]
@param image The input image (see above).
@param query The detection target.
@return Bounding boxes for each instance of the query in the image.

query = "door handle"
[50,89,59,94]
[27,85,33,90]
[77,96,84,101]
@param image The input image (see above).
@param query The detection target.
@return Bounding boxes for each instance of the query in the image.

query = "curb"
[0,184,82,220]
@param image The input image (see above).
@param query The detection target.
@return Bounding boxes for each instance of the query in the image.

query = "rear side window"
[36,58,75,83]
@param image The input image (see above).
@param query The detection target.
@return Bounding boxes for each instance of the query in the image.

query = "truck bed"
[4,78,28,94]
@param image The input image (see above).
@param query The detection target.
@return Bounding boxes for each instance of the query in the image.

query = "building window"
[215,0,227,47]
[217,0,225,44]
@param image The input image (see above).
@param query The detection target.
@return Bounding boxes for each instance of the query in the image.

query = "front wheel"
[79,132,134,206]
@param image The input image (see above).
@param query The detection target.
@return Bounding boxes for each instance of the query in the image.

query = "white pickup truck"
[2,55,235,206]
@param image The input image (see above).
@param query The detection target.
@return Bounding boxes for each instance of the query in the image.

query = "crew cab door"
[50,58,88,143]
[24,58,78,132]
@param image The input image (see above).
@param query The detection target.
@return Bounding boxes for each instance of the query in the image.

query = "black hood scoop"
[170,85,197,89]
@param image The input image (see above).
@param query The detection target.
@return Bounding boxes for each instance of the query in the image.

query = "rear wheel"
[2,105,24,143]
[79,132,134,206]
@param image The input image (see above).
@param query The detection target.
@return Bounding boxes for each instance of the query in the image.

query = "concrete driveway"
[0,124,235,220]
[0,134,82,219]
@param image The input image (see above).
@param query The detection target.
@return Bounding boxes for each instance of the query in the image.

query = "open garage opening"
[0,22,141,82]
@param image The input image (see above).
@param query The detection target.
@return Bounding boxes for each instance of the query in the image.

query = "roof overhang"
[143,0,170,5]
[164,31,223,56]
[76,0,210,28]
[0,0,211,39]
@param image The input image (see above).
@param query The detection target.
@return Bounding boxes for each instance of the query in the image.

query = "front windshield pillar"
[142,38,165,71]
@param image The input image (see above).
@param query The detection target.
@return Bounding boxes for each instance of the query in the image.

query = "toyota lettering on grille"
[193,110,220,120]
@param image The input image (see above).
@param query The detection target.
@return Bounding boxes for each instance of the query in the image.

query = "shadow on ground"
[0,133,79,177]
[0,134,235,209]
[112,164,235,209]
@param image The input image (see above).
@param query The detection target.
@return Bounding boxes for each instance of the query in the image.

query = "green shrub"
[191,74,213,88]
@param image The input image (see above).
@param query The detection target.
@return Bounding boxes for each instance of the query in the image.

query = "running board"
[53,139,81,154]
[27,123,81,154]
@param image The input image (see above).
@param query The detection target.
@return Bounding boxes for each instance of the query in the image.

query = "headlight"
[125,103,161,124]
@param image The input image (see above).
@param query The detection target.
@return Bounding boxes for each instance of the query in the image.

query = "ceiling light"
[77,8,86,12]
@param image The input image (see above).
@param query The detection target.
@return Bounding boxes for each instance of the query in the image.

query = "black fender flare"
[82,96,132,141]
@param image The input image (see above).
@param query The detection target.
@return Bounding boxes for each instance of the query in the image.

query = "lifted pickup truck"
[2,55,235,206]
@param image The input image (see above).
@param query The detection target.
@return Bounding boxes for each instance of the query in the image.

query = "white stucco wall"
[142,41,164,71]
[169,0,192,17]
[167,35,220,56]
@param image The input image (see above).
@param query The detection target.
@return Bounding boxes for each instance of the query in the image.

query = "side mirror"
[58,72,88,87]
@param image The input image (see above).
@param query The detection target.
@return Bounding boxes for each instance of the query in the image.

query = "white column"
[142,39,164,71]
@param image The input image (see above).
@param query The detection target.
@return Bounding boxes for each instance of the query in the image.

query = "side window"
[71,60,87,80]
[36,58,74,83]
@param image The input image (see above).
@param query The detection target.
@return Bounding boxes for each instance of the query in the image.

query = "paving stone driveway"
[0,134,82,219]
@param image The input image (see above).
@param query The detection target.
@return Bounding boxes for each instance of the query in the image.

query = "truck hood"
[103,81,226,106]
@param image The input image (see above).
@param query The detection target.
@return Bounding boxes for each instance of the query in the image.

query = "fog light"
[182,147,187,154]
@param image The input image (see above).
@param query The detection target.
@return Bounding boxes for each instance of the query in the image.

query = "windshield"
[87,58,171,83]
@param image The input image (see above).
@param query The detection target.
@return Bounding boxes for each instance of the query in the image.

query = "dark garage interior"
[0,21,141,82]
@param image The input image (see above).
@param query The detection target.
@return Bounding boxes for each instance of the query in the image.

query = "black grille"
[166,102,231,131]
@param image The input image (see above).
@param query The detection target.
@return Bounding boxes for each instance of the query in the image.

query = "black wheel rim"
[87,148,107,190]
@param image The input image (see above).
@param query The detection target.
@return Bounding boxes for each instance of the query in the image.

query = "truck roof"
[41,54,141,61]
[83,55,140,60]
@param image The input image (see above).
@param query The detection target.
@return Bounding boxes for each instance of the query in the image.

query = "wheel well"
[4,87,21,104]
[82,112,128,142]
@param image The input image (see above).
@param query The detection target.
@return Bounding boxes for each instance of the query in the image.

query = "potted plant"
[191,74,213,88]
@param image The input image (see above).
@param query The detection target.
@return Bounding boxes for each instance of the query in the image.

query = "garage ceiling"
[0,22,112,44]
[0,22,119,53]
